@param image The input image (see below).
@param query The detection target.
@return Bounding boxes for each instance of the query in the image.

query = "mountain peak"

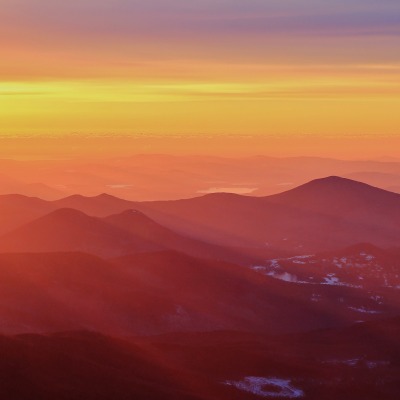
[62,194,87,200]
[266,175,400,228]
[95,193,118,200]
[272,175,398,198]
[104,209,163,231]
[306,176,363,187]
[43,207,89,220]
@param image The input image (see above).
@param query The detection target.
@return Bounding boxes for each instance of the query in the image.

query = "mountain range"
[0,176,400,254]
[0,175,399,399]
[3,155,400,200]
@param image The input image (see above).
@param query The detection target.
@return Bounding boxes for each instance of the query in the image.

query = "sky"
[0,0,400,157]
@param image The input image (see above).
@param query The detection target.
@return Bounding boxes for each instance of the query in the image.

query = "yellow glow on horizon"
[1,0,399,159]
[1,68,400,137]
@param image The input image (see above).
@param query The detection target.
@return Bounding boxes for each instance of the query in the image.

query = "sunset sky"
[1,0,399,157]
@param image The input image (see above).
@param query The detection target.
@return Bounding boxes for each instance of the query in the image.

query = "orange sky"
[1,0,399,157]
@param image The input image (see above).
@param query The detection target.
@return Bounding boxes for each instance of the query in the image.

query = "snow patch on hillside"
[348,306,382,314]
[224,376,304,398]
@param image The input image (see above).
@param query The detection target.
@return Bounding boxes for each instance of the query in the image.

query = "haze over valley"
[0,160,399,399]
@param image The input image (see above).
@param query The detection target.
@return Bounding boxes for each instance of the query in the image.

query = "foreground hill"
[144,317,400,400]
[0,318,399,399]
[0,331,210,400]
[0,251,397,335]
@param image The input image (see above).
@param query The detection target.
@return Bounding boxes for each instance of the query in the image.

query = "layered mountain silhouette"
[129,177,400,251]
[4,154,400,200]
[0,194,55,235]
[103,210,260,262]
[0,173,63,200]
[0,177,398,337]
[54,193,133,216]
[0,174,399,399]
[0,208,260,262]
[0,176,399,252]
[0,208,163,258]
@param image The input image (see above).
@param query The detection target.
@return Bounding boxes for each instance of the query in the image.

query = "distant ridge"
[54,192,132,216]
[270,175,399,197]
[0,176,399,252]
[267,175,400,221]
[127,176,400,251]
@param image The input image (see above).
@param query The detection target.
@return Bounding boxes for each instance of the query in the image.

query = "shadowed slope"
[0,251,396,335]
[0,318,400,400]
[0,208,263,263]
[0,331,218,400]
[268,176,400,227]
[128,177,400,251]
[104,210,267,264]
[0,208,161,257]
